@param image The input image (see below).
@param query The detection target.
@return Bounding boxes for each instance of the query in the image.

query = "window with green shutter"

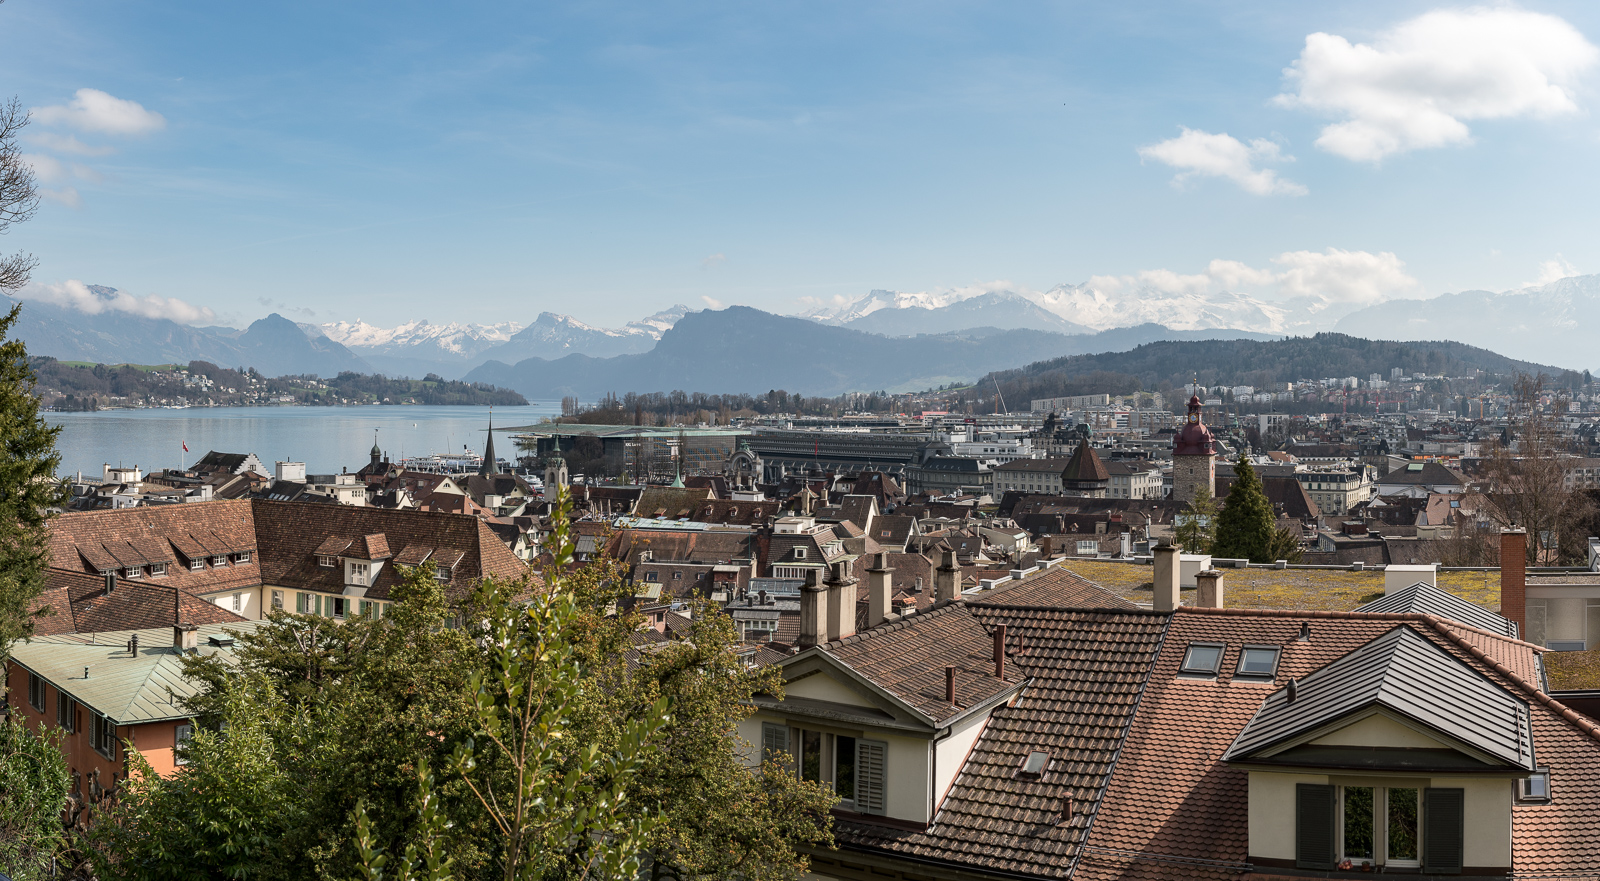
[296,592,307,614]
[1423,788,1464,874]
[1296,783,1337,870]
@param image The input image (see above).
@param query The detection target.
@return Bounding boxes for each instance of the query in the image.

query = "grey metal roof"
[1224,626,1535,770]
[8,621,265,725]
[1355,581,1517,637]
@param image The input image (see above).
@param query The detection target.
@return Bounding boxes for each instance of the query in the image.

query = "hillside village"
[18,366,1600,877]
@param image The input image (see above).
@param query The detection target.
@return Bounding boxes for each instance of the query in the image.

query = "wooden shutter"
[296,592,307,614]
[855,739,888,816]
[56,690,72,732]
[1295,784,1337,870]
[761,722,790,765]
[1423,788,1465,874]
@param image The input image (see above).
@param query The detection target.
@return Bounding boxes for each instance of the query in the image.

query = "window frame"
[27,672,45,713]
[317,555,337,569]
[211,555,228,568]
[234,550,252,564]
[91,713,118,760]
[150,561,167,577]
[189,558,205,571]
[1179,642,1226,677]
[1235,645,1282,681]
[56,689,76,734]
[174,723,194,766]
[1518,770,1552,804]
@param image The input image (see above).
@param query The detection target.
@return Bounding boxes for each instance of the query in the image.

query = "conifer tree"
[1212,456,1277,563]
[1173,484,1217,554]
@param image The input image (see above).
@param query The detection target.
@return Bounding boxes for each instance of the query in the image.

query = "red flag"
[182,441,189,452]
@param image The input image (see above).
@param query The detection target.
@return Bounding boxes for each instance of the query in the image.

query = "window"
[1300,784,1442,871]
[329,597,348,619]
[27,672,45,713]
[435,565,452,583]
[794,548,807,560]
[645,571,658,582]
[174,723,193,766]
[124,566,142,579]
[761,722,790,765]
[271,590,283,611]
[150,562,167,577]
[212,555,228,567]
[1019,750,1050,778]
[231,593,243,612]
[348,563,369,585]
[56,690,76,733]
[1519,771,1552,803]
[190,558,205,571]
[673,571,682,580]
[317,555,337,568]
[1180,643,1225,676]
[91,713,118,760]
[235,551,252,564]
[799,729,823,782]
[1235,646,1281,680]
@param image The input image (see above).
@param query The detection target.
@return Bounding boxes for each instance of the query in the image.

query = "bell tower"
[544,436,569,503]
[1172,394,1216,504]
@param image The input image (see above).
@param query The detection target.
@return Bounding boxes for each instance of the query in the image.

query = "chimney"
[935,545,960,604]
[1152,542,1180,612]
[993,623,1007,680]
[104,571,116,595]
[173,623,198,653]
[1040,535,1054,558]
[824,560,857,643]
[1501,528,1528,638]
[867,551,896,629]
[945,664,957,706]
[797,569,826,649]
[1195,569,1225,609]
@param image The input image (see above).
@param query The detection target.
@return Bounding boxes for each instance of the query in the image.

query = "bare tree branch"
[0,96,40,293]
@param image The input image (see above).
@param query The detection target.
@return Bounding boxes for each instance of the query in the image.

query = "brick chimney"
[1152,542,1180,612]
[935,544,961,604]
[993,623,1007,680]
[797,569,826,649]
[866,551,896,629]
[1501,528,1527,638]
[1195,569,1225,609]
[824,560,857,643]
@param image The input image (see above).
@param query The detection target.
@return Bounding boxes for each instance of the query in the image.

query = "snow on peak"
[320,319,524,355]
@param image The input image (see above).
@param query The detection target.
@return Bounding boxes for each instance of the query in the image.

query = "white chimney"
[1195,569,1225,609]
[935,544,960,604]
[797,569,826,649]
[1152,543,1180,612]
[824,561,857,643]
[867,552,896,629]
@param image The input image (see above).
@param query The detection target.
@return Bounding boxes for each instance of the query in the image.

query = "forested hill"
[963,333,1575,404]
[32,358,526,410]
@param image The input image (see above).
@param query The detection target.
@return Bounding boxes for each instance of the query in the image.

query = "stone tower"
[1172,394,1216,505]
[544,436,568,504]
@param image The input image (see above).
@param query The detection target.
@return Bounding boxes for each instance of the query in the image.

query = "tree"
[0,714,70,881]
[1480,374,1595,564]
[1212,456,1277,563]
[1173,485,1217,554]
[0,92,65,659]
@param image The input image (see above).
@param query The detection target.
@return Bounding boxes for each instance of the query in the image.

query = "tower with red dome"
[1172,394,1216,504]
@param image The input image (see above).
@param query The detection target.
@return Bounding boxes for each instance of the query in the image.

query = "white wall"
[934,713,988,811]
[787,672,874,708]
[1454,777,1512,869]
[1312,714,1445,750]
[1249,771,1329,861]
[205,586,260,620]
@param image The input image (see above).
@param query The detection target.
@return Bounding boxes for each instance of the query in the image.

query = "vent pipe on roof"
[994,624,1007,680]
[1298,622,1311,642]
[129,634,138,658]
[1287,679,1298,703]
[945,664,957,706]
[83,666,89,680]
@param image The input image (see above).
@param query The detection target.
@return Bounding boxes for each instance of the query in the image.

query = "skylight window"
[1518,771,1552,803]
[1020,750,1050,777]
[1236,646,1282,680]
[1180,643,1225,676]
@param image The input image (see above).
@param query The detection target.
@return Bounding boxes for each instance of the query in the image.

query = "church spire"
[478,412,497,477]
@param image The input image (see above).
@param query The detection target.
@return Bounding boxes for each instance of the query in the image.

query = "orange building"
[4,621,261,794]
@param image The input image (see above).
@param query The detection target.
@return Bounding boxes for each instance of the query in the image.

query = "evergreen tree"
[1173,485,1217,554]
[0,304,67,656]
[1212,456,1277,563]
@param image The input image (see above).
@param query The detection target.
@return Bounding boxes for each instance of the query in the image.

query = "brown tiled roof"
[250,500,527,601]
[49,500,263,596]
[392,544,433,566]
[821,602,1018,727]
[313,535,353,557]
[970,567,1138,610]
[687,499,780,526]
[1061,441,1110,483]
[635,485,713,519]
[27,569,248,635]
[832,608,1168,875]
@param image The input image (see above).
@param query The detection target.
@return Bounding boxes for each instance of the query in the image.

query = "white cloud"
[1276,7,1599,162]
[700,252,727,270]
[1089,248,1418,305]
[1526,255,1578,287]
[1138,127,1307,196]
[23,131,116,157]
[700,295,724,309]
[17,280,216,324]
[21,154,101,185]
[32,89,166,136]
[38,187,81,209]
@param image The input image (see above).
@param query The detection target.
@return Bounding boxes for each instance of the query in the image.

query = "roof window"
[1518,771,1551,803]
[1179,643,1225,677]
[1235,646,1281,680]
[1018,750,1050,778]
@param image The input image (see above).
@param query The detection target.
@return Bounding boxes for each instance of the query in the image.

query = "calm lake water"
[48,403,563,479]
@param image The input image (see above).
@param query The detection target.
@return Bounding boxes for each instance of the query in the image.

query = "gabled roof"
[1356,581,1517,638]
[1224,625,1534,770]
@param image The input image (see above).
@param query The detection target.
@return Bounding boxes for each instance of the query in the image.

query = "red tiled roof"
[49,500,263,596]
[27,569,247,635]
[970,567,1138,611]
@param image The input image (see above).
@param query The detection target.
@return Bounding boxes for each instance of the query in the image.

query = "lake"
[49,403,563,479]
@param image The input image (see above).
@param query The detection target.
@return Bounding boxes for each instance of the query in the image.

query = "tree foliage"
[1212,457,1278,563]
[0,714,70,881]
[1173,485,1217,554]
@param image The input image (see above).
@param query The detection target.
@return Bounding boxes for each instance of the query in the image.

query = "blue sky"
[4,1,1600,328]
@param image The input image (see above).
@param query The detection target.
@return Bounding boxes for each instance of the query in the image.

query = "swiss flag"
[182,441,189,452]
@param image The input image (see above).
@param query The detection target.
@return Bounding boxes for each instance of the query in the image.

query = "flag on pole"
[182,441,189,452]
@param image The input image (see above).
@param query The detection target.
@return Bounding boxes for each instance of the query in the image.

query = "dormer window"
[434,565,452,583]
[348,562,370,585]
[1519,771,1552,803]
[795,548,807,560]
[317,555,337,568]
[189,559,204,571]
[124,567,142,579]
[150,562,167,577]
[1180,643,1225,677]
[235,551,252,564]
[212,555,228,567]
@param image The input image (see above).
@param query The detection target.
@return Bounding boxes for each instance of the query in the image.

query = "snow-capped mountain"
[475,307,695,365]
[319,319,522,359]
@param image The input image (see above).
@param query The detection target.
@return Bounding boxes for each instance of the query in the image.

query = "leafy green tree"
[0,714,70,881]
[1212,456,1278,563]
[88,672,304,880]
[1173,485,1217,554]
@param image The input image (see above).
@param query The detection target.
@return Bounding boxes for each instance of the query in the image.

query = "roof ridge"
[824,599,971,648]
[969,601,1168,616]
[1424,616,1600,747]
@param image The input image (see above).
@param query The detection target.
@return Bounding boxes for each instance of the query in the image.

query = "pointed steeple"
[370,430,381,466]
[478,413,497,477]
